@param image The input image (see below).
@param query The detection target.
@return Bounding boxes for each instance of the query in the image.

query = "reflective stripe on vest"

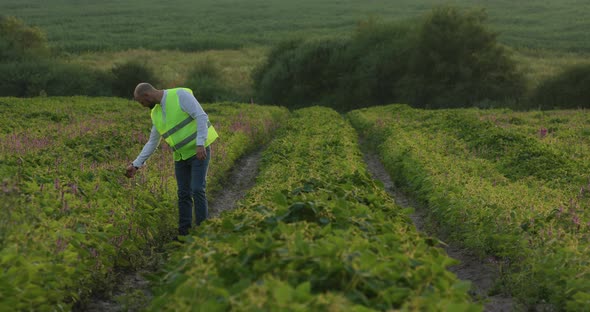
[169,120,214,152]
[151,88,219,161]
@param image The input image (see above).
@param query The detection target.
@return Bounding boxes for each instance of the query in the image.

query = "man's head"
[133,82,160,109]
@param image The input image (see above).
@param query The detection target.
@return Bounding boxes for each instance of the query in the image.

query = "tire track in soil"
[79,148,264,312]
[361,148,516,312]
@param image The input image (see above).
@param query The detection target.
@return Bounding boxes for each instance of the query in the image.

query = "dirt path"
[209,148,263,217]
[361,149,516,311]
[78,149,264,312]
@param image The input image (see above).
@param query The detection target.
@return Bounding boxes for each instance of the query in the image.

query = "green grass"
[64,46,590,102]
[65,47,266,99]
[2,0,589,53]
[511,48,590,90]
[3,0,589,99]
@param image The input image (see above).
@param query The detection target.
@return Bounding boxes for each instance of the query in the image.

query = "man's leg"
[175,158,193,235]
[191,146,210,226]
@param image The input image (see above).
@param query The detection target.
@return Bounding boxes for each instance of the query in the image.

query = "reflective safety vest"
[151,88,219,161]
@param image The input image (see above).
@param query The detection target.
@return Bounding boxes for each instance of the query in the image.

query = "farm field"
[147,107,479,311]
[2,0,590,310]
[64,47,266,98]
[2,97,590,310]
[3,0,590,107]
[349,105,590,309]
[4,0,590,93]
[2,0,589,52]
[0,97,288,310]
[59,46,590,98]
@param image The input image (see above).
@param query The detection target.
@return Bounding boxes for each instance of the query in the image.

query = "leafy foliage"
[254,6,525,110]
[111,61,159,98]
[0,15,50,61]
[254,39,346,108]
[530,64,590,109]
[0,60,112,97]
[148,107,479,311]
[400,7,526,108]
[0,98,288,310]
[0,16,118,97]
[348,104,590,309]
[184,60,235,103]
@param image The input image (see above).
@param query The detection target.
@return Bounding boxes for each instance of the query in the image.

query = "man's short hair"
[135,83,155,97]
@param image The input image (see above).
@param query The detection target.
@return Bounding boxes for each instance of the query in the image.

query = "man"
[125,82,218,236]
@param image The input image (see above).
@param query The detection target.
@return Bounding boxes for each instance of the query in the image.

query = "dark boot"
[178,227,190,236]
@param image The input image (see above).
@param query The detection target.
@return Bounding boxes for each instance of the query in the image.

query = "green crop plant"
[148,107,480,311]
[348,105,590,309]
[0,97,288,310]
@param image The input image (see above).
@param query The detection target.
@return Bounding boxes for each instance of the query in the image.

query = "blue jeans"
[174,146,210,235]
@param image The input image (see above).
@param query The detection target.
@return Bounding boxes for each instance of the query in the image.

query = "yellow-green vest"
[151,88,219,161]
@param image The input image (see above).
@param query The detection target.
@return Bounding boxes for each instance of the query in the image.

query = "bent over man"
[125,82,218,236]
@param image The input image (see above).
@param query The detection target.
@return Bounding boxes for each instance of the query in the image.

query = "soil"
[209,148,263,217]
[361,148,516,312]
[77,270,153,312]
[78,149,264,312]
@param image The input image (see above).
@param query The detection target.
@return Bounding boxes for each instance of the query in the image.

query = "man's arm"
[132,125,161,167]
[178,89,208,146]
[125,125,160,178]
[126,125,161,178]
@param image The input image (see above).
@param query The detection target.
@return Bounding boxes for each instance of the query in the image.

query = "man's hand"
[196,145,207,160]
[125,164,138,178]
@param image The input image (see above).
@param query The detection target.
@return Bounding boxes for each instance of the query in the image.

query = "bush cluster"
[0,15,50,61]
[529,64,590,109]
[0,17,158,98]
[0,60,112,97]
[111,61,160,98]
[184,60,236,103]
[253,7,527,111]
[3,12,588,109]
[0,16,232,100]
[0,16,112,97]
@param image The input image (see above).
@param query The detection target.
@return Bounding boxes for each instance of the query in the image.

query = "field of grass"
[512,48,590,91]
[3,0,589,101]
[65,47,266,98]
[2,0,589,53]
[59,46,590,101]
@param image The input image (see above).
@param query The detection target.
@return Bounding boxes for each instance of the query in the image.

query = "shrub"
[0,15,50,61]
[0,60,112,97]
[253,38,348,109]
[111,61,159,98]
[329,20,414,110]
[184,60,233,103]
[46,62,112,96]
[0,16,113,97]
[253,6,526,110]
[252,39,305,105]
[399,6,526,108]
[529,64,590,109]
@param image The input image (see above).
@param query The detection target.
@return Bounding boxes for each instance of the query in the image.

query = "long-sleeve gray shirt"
[132,89,208,167]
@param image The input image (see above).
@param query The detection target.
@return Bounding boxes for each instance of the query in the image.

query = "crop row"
[147,106,480,311]
[0,98,288,311]
[476,108,590,175]
[348,104,590,310]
